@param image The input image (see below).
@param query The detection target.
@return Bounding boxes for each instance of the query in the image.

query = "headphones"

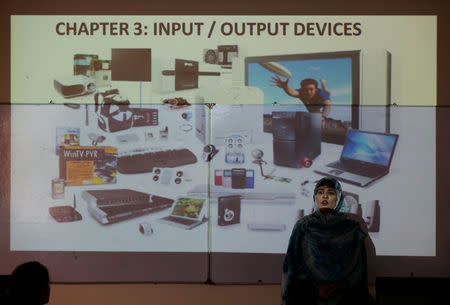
[203,144,219,162]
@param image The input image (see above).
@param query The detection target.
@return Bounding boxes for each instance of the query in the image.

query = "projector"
[54,75,96,98]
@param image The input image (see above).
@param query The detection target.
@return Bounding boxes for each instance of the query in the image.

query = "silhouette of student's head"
[9,261,50,305]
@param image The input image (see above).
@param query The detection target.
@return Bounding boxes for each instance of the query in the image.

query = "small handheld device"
[222,170,232,188]
[214,169,223,185]
[245,169,255,188]
[231,168,246,189]
[214,168,254,189]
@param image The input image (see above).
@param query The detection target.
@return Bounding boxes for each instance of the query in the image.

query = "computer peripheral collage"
[8,16,439,278]
[46,45,396,245]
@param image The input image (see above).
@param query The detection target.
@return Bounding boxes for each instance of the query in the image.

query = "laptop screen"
[341,130,398,166]
[171,198,205,219]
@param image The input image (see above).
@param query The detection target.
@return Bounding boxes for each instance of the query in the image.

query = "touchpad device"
[330,169,344,175]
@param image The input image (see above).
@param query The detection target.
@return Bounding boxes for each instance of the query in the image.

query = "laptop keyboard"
[328,160,384,178]
[162,215,199,226]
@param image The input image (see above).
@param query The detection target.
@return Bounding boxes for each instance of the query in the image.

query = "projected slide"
[9,16,436,259]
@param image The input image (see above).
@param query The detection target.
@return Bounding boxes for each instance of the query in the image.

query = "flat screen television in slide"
[111,48,152,82]
[245,51,360,144]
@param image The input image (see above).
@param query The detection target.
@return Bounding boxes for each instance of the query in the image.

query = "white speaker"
[195,103,209,145]
[359,49,391,133]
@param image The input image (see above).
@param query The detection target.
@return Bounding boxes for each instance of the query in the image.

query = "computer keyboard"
[117,148,197,174]
[328,160,384,177]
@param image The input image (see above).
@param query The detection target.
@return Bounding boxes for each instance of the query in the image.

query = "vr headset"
[95,89,133,133]
[95,89,159,133]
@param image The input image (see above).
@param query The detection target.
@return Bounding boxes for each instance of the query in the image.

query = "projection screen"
[1,14,449,283]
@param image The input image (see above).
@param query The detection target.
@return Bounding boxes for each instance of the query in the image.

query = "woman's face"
[315,186,338,210]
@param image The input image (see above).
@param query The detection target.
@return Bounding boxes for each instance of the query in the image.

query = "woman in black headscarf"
[281,177,375,305]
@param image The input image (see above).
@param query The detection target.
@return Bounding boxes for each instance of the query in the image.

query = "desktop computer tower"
[272,111,321,168]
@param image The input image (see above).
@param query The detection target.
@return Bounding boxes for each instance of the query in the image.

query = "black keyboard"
[117,148,197,174]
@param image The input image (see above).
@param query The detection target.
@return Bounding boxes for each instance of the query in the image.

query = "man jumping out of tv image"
[272,76,349,141]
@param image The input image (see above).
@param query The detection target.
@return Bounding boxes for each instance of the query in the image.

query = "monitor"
[111,48,151,82]
[171,198,205,220]
[245,50,360,144]
[341,129,398,166]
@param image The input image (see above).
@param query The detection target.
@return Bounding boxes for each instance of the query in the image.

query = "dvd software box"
[59,146,118,186]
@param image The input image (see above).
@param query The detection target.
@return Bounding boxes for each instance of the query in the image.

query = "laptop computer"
[159,197,207,230]
[314,129,399,187]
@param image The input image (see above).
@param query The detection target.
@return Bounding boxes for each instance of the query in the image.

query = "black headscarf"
[282,178,369,305]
